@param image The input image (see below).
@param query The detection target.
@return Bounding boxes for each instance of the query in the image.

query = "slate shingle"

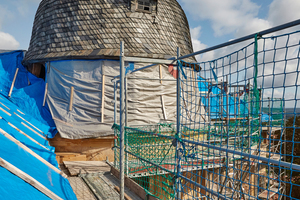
[24,0,196,63]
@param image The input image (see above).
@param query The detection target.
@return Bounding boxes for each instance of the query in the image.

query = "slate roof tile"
[24,0,196,63]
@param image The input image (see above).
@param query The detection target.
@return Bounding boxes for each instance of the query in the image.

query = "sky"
[0,0,299,53]
[0,0,300,104]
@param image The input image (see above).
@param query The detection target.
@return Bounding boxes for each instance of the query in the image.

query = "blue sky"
[0,0,299,53]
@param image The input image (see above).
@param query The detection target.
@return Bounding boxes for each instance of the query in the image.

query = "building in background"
[23,0,197,162]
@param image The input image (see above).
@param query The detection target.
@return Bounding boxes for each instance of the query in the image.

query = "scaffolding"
[113,19,300,200]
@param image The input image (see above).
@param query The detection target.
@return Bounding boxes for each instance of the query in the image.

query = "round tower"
[23,0,199,144]
[24,0,196,63]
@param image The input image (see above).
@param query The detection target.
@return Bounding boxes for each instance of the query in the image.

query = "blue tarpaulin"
[0,51,56,138]
[198,77,249,119]
[0,51,77,200]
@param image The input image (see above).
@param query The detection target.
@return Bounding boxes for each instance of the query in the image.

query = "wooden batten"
[180,170,207,199]
[159,65,167,120]
[8,68,19,97]
[110,165,158,200]
[43,83,48,107]
[49,134,114,164]
[0,128,67,178]
[0,157,63,200]
[69,86,74,111]
[159,65,163,84]
[7,122,50,151]
[101,74,106,123]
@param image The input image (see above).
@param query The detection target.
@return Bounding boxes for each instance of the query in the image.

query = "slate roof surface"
[24,0,196,63]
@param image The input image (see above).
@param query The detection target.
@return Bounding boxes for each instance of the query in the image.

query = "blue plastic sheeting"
[0,92,76,199]
[198,77,249,119]
[0,133,77,200]
[261,113,274,122]
[0,167,51,200]
[0,51,56,138]
[0,95,57,166]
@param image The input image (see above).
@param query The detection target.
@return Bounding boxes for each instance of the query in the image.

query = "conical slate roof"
[24,0,196,63]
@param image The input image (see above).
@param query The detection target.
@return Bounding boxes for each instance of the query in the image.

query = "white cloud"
[182,0,261,36]
[186,0,300,64]
[268,0,300,26]
[14,0,41,16]
[0,5,13,29]
[0,32,20,50]
[235,18,271,38]
[190,26,207,51]
[190,26,215,62]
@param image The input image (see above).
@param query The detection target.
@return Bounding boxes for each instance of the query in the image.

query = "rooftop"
[24,0,196,64]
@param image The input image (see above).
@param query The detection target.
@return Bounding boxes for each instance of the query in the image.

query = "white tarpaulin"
[46,59,206,139]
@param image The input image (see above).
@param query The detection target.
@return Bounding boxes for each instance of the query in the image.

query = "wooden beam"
[101,74,106,123]
[192,70,196,93]
[159,65,167,120]
[0,157,63,200]
[0,102,10,110]
[159,65,163,84]
[52,117,73,127]
[114,186,133,200]
[0,128,67,178]
[14,112,44,134]
[8,122,50,151]
[8,68,19,97]
[69,86,74,111]
[43,83,48,107]
[21,122,46,140]
[110,165,158,200]
[0,106,11,116]
[160,95,167,120]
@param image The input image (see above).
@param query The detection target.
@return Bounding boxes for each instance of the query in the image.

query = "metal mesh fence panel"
[113,29,300,200]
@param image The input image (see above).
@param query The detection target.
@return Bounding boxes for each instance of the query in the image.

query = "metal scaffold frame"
[113,19,300,200]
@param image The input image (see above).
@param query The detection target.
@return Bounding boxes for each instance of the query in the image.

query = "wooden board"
[49,134,114,163]
[56,153,87,164]
[0,128,66,178]
[110,165,158,200]
[0,157,63,200]
[63,161,110,176]
[82,172,142,200]
[68,177,96,200]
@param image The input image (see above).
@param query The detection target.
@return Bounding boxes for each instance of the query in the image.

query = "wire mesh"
[113,29,300,200]
[176,30,300,200]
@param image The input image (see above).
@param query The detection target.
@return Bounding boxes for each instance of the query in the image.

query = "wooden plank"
[110,165,159,200]
[82,174,119,200]
[160,95,167,120]
[0,102,10,110]
[64,161,110,168]
[56,153,87,164]
[7,122,50,151]
[69,86,74,111]
[52,117,73,127]
[201,170,207,196]
[0,128,67,178]
[0,157,63,200]
[49,134,114,162]
[68,177,96,200]
[101,74,106,123]
[43,83,48,107]
[0,106,11,116]
[251,167,255,197]
[14,112,44,134]
[159,65,163,84]
[8,68,19,97]
[114,186,133,200]
[63,161,110,176]
[192,70,196,93]
[21,122,46,140]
